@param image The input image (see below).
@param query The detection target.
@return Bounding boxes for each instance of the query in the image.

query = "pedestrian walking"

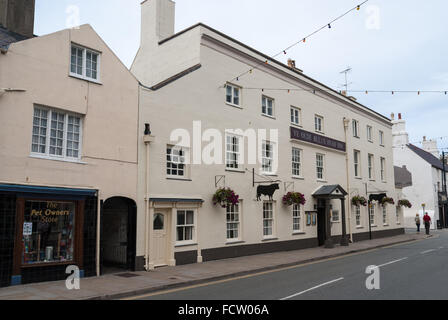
[415,214,421,233]
[423,212,431,235]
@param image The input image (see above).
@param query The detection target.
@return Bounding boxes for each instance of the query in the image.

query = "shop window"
[22,201,76,265]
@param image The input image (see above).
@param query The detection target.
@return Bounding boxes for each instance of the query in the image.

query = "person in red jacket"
[423,213,431,235]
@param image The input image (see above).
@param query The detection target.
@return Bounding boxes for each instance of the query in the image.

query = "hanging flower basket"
[380,197,395,206]
[351,196,368,207]
[213,188,240,208]
[398,199,412,208]
[282,192,306,206]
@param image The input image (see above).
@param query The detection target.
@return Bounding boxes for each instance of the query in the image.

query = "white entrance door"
[153,212,168,267]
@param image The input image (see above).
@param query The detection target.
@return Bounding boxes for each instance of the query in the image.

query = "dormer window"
[70,44,101,82]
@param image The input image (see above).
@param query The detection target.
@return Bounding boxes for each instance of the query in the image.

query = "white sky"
[34,0,448,151]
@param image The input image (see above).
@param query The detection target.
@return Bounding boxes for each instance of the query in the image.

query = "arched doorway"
[100,197,136,274]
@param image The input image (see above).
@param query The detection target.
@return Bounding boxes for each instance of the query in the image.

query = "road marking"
[421,249,436,254]
[280,278,344,300]
[377,257,408,268]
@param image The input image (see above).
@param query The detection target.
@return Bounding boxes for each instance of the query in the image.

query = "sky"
[34,0,448,152]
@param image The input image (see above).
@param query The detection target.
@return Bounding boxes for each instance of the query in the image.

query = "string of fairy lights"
[221,0,448,96]
[223,0,370,86]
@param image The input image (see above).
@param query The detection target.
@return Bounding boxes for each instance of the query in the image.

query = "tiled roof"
[0,24,30,50]
[394,166,413,189]
[407,144,444,170]
[313,185,348,197]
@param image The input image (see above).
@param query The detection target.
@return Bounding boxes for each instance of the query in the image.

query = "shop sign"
[290,127,346,152]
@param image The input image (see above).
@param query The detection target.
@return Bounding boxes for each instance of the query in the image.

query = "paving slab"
[0,232,431,300]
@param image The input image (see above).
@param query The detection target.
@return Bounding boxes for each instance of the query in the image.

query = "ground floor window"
[226,204,240,240]
[354,206,361,227]
[383,206,388,225]
[176,210,194,242]
[22,201,76,265]
[396,206,401,224]
[369,204,375,225]
[293,204,301,232]
[263,202,274,237]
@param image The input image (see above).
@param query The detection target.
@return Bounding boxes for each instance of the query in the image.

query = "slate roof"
[394,166,413,189]
[313,185,348,197]
[0,24,30,50]
[407,144,444,170]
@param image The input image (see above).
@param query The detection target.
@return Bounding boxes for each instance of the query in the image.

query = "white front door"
[153,212,168,267]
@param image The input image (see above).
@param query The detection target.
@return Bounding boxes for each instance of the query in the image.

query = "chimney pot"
[398,113,402,120]
[391,113,395,120]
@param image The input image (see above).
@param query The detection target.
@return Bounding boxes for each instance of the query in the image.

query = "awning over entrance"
[312,185,348,199]
[0,184,97,198]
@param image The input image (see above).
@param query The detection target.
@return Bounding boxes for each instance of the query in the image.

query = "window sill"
[356,226,364,229]
[29,154,87,165]
[175,241,197,248]
[292,231,306,235]
[353,136,360,139]
[167,177,192,182]
[225,102,243,109]
[371,224,378,228]
[317,179,328,183]
[292,176,304,180]
[69,73,102,85]
[225,168,245,174]
[261,173,278,177]
[315,131,325,135]
[226,240,245,245]
[261,114,276,120]
[291,123,302,128]
[355,177,363,180]
[262,237,278,242]
[383,224,389,227]
[332,221,340,224]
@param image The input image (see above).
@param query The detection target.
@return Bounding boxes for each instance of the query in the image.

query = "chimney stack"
[0,0,35,38]
[398,113,402,120]
[141,0,175,48]
[392,112,409,147]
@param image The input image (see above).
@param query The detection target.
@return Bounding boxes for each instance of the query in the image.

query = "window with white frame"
[263,202,274,237]
[315,115,324,133]
[70,44,100,81]
[293,204,301,232]
[167,146,187,177]
[292,147,302,177]
[354,205,362,227]
[290,106,301,126]
[380,157,386,181]
[316,153,325,180]
[262,96,274,117]
[368,154,374,180]
[226,204,240,241]
[367,126,373,142]
[396,206,401,224]
[369,204,375,225]
[176,210,194,242]
[382,206,388,225]
[226,135,241,170]
[262,141,274,174]
[354,150,361,178]
[31,106,82,160]
[379,130,385,146]
[226,83,240,106]
[352,120,360,138]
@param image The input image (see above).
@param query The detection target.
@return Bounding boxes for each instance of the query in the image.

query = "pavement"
[0,230,432,300]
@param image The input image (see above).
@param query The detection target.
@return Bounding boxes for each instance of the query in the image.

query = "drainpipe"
[143,124,154,271]
[343,118,353,243]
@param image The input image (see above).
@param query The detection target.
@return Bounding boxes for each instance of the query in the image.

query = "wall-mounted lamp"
[144,123,152,136]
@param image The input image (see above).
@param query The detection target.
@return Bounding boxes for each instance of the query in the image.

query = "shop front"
[0,184,97,287]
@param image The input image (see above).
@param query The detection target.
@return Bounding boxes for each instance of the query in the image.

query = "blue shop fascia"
[0,184,98,287]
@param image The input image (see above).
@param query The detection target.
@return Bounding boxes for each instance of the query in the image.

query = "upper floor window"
[262,96,274,117]
[352,120,360,138]
[354,150,361,178]
[316,153,325,180]
[379,130,385,146]
[70,44,100,82]
[262,141,275,174]
[225,83,241,107]
[368,154,375,180]
[292,147,302,177]
[290,106,301,126]
[367,126,373,142]
[380,157,386,181]
[31,106,82,161]
[226,134,242,170]
[315,115,324,133]
[167,146,188,178]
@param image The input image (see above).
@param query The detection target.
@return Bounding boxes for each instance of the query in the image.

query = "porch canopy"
[312,185,349,248]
